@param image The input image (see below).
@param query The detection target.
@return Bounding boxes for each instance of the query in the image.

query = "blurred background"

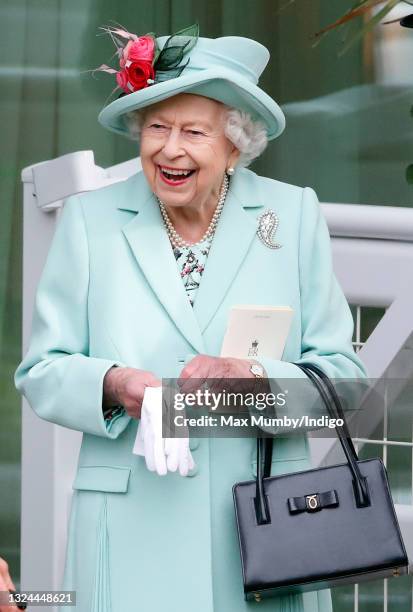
[1,0,413,609]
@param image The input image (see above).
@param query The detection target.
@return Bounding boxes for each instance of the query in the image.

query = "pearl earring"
[227,167,235,176]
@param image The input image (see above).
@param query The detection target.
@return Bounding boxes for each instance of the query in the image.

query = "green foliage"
[337,0,400,57]
[280,0,411,55]
[154,23,199,83]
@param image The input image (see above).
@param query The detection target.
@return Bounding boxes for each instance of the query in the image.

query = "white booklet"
[220,305,293,360]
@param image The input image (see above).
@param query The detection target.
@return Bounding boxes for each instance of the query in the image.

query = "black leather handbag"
[232,363,409,602]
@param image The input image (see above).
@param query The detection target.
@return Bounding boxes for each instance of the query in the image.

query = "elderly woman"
[14,26,366,612]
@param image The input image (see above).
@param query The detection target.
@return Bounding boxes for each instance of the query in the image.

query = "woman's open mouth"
[158,165,196,186]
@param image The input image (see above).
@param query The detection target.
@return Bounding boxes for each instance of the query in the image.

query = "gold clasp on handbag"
[306,494,319,511]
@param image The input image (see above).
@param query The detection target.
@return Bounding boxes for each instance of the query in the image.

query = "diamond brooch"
[256,209,282,249]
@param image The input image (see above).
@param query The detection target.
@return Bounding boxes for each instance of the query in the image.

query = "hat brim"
[97,66,285,141]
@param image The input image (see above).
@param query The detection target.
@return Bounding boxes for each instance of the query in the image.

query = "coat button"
[189,437,199,451]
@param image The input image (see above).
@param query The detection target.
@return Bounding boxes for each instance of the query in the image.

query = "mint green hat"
[97,31,286,141]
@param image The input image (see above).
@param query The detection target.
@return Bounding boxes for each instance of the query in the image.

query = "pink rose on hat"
[120,36,155,66]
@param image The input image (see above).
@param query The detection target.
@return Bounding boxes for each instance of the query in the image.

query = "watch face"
[251,364,264,377]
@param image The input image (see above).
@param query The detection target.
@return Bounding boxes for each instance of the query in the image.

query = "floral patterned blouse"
[172,238,212,307]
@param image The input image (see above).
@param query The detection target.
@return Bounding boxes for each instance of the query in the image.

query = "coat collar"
[118,168,265,353]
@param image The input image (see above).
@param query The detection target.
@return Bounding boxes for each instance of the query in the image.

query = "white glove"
[133,386,166,475]
[164,436,196,476]
[133,386,196,477]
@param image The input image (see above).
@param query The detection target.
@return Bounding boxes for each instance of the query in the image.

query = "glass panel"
[349,305,359,334]
[358,578,384,612]
[331,584,355,612]
[355,386,385,443]
[0,342,21,579]
[388,378,413,444]
[359,442,383,462]
[360,307,386,343]
[388,574,412,612]
[387,444,412,505]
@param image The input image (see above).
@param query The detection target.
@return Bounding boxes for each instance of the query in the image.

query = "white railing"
[20,151,413,611]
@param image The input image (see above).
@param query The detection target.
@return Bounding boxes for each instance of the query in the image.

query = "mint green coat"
[14,167,366,612]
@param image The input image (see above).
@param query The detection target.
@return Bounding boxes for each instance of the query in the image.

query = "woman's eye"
[150,124,165,129]
[187,130,205,136]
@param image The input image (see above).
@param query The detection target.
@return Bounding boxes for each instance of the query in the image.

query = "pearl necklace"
[157,173,229,248]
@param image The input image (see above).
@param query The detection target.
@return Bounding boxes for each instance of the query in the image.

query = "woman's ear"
[228,146,241,171]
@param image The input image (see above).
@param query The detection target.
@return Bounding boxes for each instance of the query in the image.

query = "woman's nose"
[162,128,185,159]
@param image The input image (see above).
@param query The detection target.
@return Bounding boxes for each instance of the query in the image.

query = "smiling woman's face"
[139,93,239,211]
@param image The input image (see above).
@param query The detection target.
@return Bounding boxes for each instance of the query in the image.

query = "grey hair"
[124,105,268,167]
[223,109,268,167]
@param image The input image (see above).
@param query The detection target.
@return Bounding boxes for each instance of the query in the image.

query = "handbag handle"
[298,363,359,459]
[255,363,370,525]
[297,364,370,507]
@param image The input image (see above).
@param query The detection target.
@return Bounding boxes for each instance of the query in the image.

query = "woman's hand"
[178,355,256,394]
[103,367,161,419]
[0,557,18,611]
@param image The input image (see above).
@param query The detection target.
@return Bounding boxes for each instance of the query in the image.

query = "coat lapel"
[192,169,264,333]
[118,172,205,354]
